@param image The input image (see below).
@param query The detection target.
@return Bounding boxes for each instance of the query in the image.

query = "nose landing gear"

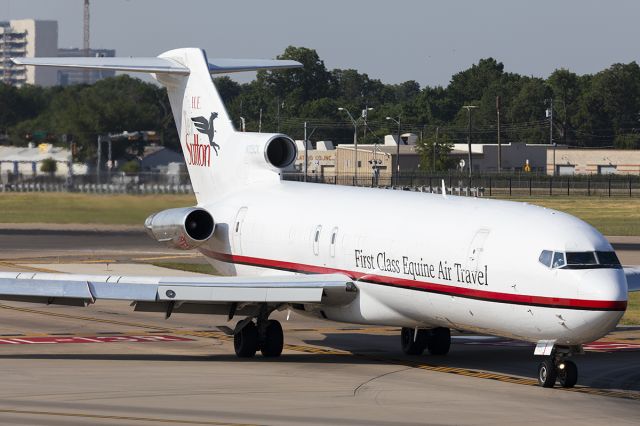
[537,346,579,388]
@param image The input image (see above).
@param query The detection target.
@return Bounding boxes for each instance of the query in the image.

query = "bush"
[40,157,57,175]
[120,160,141,174]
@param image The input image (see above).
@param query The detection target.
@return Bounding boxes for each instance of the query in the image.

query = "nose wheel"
[537,357,578,388]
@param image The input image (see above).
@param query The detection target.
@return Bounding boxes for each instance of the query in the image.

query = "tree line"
[1,46,639,170]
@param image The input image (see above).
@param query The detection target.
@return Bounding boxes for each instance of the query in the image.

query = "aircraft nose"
[577,268,628,304]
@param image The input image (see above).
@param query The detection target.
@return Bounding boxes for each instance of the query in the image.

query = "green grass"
[150,261,219,275]
[508,197,640,236]
[621,292,640,325]
[0,193,195,225]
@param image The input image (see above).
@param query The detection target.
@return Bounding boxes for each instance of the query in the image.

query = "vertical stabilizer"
[156,48,235,204]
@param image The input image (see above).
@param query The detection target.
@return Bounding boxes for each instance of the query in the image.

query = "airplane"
[2,48,639,389]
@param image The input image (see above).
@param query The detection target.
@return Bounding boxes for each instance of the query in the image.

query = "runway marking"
[458,337,640,352]
[0,304,638,401]
[0,261,58,273]
[0,408,260,425]
[0,335,193,345]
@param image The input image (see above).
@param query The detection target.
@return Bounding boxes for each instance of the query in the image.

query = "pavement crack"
[352,366,413,397]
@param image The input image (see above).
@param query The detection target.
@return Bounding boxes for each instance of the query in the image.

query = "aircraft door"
[232,207,248,255]
[467,228,490,270]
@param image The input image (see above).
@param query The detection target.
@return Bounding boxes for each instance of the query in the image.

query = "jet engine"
[263,135,297,170]
[144,207,215,250]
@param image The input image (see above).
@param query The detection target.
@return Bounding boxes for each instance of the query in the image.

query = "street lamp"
[462,105,478,177]
[339,107,359,183]
[386,116,401,186]
[361,106,373,142]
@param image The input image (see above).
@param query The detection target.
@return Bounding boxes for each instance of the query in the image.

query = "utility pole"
[496,96,502,172]
[338,108,359,184]
[83,0,90,84]
[547,99,555,175]
[462,105,478,177]
[434,126,439,171]
[303,121,308,182]
[361,106,373,142]
[258,108,262,133]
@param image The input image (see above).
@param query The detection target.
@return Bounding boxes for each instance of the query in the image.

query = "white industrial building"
[0,144,87,181]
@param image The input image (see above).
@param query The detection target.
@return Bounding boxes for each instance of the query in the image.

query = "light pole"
[546,99,555,176]
[462,105,478,177]
[386,116,401,185]
[361,106,373,142]
[338,107,359,183]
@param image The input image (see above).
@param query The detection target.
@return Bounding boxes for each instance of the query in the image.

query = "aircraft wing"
[0,272,357,311]
[625,267,640,292]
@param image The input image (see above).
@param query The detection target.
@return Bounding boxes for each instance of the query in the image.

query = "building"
[0,143,87,181]
[0,19,58,87]
[451,142,554,173]
[547,148,640,175]
[294,140,337,177]
[57,48,116,85]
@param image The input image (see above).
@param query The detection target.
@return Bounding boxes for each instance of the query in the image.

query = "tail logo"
[191,112,221,155]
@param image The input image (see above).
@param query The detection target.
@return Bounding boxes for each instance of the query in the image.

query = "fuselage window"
[552,252,566,268]
[539,250,552,267]
[313,225,322,256]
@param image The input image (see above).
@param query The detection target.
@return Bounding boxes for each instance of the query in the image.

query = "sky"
[1,0,639,88]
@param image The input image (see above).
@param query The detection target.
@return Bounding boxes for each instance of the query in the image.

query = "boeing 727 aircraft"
[2,48,639,389]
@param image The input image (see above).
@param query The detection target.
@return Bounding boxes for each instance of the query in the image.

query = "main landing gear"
[233,306,284,358]
[400,327,451,356]
[537,351,578,388]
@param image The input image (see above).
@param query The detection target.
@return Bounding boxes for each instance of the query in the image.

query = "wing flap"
[625,267,640,292]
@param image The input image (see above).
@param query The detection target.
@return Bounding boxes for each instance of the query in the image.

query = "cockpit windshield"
[538,250,621,269]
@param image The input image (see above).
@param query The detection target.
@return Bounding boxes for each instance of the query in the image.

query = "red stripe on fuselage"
[200,249,627,311]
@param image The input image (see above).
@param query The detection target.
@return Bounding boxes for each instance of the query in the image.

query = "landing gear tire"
[234,321,258,358]
[558,360,578,388]
[401,327,428,355]
[427,327,451,356]
[260,319,284,358]
[538,359,557,388]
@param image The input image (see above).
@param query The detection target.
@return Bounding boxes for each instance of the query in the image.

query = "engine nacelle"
[263,135,297,170]
[144,207,215,250]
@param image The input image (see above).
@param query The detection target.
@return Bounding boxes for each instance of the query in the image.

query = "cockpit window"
[596,251,622,267]
[566,252,597,266]
[539,250,621,269]
[552,252,566,268]
[538,250,552,267]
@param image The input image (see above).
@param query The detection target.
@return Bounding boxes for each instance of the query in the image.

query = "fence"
[0,172,193,195]
[2,171,639,197]
[283,172,640,197]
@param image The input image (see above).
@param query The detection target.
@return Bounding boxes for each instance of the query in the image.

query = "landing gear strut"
[400,327,451,356]
[233,305,284,358]
[537,347,579,388]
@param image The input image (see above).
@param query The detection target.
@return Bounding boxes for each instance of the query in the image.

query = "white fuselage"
[198,180,627,346]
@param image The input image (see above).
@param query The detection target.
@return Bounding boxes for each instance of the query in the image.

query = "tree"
[416,132,456,171]
[40,157,57,176]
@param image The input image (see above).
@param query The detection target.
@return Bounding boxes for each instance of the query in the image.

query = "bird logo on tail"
[191,112,221,155]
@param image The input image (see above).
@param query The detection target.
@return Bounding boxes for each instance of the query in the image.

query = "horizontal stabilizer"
[12,57,189,74]
[12,56,302,75]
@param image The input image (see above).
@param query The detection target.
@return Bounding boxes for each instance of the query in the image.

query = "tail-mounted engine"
[144,207,215,250]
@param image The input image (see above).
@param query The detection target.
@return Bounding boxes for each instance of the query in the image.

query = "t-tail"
[13,48,302,204]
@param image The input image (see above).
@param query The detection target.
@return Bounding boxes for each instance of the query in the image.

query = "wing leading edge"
[625,267,640,292]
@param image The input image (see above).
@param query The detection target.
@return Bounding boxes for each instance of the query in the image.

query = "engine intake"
[144,207,215,250]
[264,136,297,169]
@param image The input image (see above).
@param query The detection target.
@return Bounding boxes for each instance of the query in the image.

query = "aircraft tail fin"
[13,49,301,204]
